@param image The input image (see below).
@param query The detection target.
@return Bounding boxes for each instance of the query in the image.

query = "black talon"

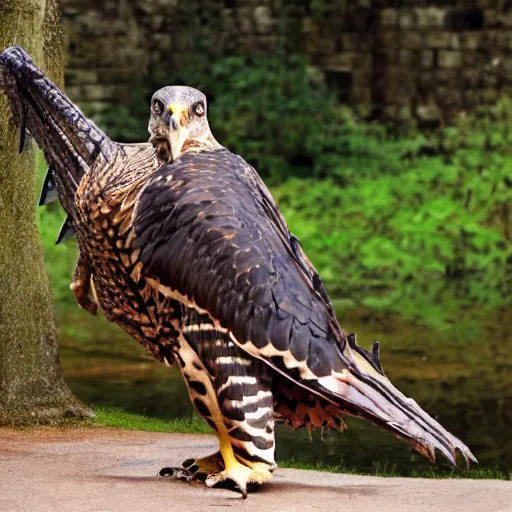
[158,467,175,477]
[211,479,244,494]
[194,472,208,482]
[247,482,260,494]
[210,479,258,498]
[158,466,204,482]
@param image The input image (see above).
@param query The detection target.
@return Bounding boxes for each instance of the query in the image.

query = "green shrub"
[93,54,428,183]
[273,99,512,326]
[35,56,511,326]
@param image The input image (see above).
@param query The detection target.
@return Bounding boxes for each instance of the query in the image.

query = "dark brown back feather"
[133,149,347,385]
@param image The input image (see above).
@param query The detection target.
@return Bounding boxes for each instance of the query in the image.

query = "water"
[57,305,512,475]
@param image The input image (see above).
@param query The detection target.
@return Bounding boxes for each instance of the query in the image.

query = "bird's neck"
[154,133,222,165]
[182,133,223,154]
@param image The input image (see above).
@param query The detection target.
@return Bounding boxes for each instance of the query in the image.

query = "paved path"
[1,427,510,512]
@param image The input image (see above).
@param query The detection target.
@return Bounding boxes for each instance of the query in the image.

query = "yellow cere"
[167,102,186,114]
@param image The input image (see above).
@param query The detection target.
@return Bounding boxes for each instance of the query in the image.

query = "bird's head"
[148,86,216,163]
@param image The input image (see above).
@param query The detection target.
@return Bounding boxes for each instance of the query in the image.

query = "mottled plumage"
[0,47,476,499]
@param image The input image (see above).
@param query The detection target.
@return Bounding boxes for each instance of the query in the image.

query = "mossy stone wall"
[60,0,511,125]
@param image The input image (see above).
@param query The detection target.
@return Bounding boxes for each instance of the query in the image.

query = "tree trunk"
[0,0,93,425]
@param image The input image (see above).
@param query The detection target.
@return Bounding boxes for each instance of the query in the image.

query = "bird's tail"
[313,334,477,468]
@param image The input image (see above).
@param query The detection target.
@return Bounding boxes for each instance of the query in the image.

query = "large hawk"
[0,46,476,498]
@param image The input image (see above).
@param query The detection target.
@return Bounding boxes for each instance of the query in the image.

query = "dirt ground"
[1,427,510,512]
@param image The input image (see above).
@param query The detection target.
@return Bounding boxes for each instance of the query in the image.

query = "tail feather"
[314,353,477,469]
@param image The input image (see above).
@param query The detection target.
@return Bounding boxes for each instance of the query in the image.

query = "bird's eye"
[152,100,164,116]
[194,102,205,117]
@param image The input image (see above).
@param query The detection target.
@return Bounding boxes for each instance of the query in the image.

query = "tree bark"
[0,0,93,425]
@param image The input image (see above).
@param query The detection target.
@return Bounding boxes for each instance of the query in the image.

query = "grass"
[93,406,210,434]
[278,460,511,480]
[93,407,511,480]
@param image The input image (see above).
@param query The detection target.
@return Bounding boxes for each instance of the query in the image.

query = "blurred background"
[38,0,510,476]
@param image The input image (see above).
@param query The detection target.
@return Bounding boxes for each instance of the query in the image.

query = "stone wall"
[60,0,512,127]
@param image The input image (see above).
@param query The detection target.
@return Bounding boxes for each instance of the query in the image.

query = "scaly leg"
[162,310,275,497]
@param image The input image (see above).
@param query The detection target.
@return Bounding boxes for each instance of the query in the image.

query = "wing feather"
[133,149,346,386]
[132,152,478,467]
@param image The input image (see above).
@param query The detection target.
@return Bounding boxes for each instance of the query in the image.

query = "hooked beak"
[166,102,189,162]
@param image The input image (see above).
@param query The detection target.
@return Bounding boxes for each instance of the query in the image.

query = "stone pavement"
[1,427,510,512]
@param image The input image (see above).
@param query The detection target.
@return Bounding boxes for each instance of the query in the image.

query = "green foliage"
[84,92,153,144]
[190,54,334,182]
[95,54,429,183]
[197,55,431,184]
[272,99,512,326]
[36,56,511,326]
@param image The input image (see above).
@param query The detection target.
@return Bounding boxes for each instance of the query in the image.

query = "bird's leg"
[163,316,276,497]
[203,354,276,497]
[70,252,97,315]
[158,336,227,483]
[204,351,276,497]
[205,418,275,498]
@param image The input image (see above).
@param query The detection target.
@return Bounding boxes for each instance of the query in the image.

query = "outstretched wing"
[132,149,350,389]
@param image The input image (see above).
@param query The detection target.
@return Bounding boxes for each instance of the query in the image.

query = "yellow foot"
[159,452,224,482]
[159,453,273,497]
[182,452,225,481]
[205,463,272,499]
